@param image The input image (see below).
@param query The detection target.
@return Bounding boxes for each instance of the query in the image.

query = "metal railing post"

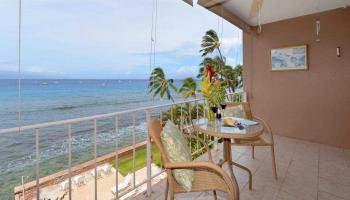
[242,92,247,102]
[159,99,163,123]
[146,109,152,196]
[93,119,97,200]
[21,176,25,199]
[68,124,72,200]
[196,100,199,123]
[204,100,207,119]
[132,113,136,188]
[35,128,40,200]
[180,104,183,130]
[115,115,119,200]
[188,103,191,125]
[170,105,174,122]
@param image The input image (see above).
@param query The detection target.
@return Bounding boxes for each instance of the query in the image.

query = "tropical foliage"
[161,103,205,126]
[200,29,223,60]
[143,29,245,177]
[199,29,243,95]
[178,77,198,99]
[197,56,223,79]
[200,76,225,107]
[222,64,243,94]
[148,29,243,120]
[148,67,177,102]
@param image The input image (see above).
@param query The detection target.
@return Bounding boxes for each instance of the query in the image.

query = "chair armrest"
[252,115,274,143]
[164,161,238,199]
[183,134,213,161]
[165,161,226,176]
[252,115,271,133]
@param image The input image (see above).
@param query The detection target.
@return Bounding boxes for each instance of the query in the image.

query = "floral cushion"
[224,104,247,118]
[161,120,194,192]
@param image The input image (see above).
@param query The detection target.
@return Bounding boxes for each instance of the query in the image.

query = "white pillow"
[161,120,194,192]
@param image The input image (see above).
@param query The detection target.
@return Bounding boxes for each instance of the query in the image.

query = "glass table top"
[192,117,263,137]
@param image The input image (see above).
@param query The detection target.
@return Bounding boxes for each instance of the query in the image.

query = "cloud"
[0,63,15,71]
[0,63,65,75]
[226,57,242,66]
[221,34,243,53]
[0,0,242,78]
[175,66,198,74]
[24,66,64,74]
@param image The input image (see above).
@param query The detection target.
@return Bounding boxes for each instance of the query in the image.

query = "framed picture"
[271,45,308,71]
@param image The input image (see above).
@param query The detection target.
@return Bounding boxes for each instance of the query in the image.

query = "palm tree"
[221,65,236,93]
[148,67,177,102]
[161,103,205,126]
[233,64,243,89]
[221,64,243,93]
[200,29,224,63]
[197,56,222,79]
[198,29,243,99]
[179,77,198,99]
[199,29,229,88]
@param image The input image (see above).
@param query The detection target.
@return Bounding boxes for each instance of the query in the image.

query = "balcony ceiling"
[203,0,350,26]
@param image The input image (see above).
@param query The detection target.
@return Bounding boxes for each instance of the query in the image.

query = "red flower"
[206,65,215,83]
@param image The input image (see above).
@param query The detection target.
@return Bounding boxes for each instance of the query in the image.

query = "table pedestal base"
[218,139,252,190]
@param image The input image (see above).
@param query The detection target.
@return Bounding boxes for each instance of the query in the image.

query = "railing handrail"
[0,96,206,135]
[0,92,244,134]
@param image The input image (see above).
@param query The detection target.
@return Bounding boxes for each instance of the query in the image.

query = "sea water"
[0,79,182,199]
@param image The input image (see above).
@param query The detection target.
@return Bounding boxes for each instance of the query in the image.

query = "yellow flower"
[201,76,211,94]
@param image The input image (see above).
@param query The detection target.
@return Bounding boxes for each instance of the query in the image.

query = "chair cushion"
[161,120,194,192]
[224,104,247,118]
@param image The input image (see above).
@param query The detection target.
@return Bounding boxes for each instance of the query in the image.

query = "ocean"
[0,79,182,199]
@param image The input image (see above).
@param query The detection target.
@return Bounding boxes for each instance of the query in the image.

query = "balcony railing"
[0,92,245,200]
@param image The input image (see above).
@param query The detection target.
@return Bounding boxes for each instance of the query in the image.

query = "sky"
[0,0,242,79]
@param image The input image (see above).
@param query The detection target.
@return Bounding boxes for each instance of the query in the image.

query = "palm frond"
[179,77,197,99]
[148,67,177,102]
[199,29,220,57]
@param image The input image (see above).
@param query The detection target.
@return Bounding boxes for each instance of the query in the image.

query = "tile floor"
[134,134,350,200]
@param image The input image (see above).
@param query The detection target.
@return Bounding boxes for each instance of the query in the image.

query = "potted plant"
[200,65,226,121]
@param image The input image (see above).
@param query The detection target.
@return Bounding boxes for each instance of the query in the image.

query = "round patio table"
[192,117,264,190]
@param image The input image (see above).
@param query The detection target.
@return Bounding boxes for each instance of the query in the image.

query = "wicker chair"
[226,102,278,180]
[148,119,239,200]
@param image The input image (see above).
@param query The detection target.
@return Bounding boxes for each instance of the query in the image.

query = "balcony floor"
[134,134,350,200]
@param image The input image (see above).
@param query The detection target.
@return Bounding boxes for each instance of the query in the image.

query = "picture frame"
[271,45,308,71]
